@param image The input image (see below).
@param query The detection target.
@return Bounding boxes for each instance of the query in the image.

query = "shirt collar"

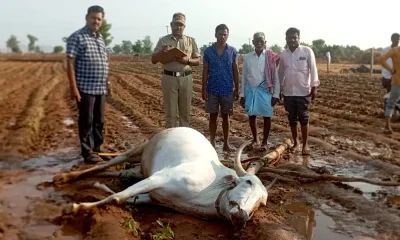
[213,42,229,50]
[251,49,266,56]
[170,34,185,41]
[83,26,100,38]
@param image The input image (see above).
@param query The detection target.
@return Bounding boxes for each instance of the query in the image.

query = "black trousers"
[77,91,105,159]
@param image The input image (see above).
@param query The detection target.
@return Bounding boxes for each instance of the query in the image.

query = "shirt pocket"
[183,38,192,57]
[295,58,308,72]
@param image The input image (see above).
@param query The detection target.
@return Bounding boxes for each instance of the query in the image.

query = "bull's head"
[220,142,277,230]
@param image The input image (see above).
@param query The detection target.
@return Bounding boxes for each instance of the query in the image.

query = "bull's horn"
[264,177,278,190]
[234,141,251,176]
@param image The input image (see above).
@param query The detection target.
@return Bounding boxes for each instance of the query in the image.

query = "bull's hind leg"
[54,142,147,185]
[92,181,152,204]
[94,166,144,180]
[66,174,165,214]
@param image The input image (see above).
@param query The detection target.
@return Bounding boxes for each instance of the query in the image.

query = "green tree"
[311,39,326,57]
[238,43,254,54]
[6,35,21,53]
[53,46,64,53]
[99,19,113,46]
[300,42,312,47]
[34,46,43,53]
[269,44,282,54]
[132,40,143,54]
[27,34,38,52]
[200,42,213,55]
[142,36,153,54]
[112,44,122,54]
[121,40,133,54]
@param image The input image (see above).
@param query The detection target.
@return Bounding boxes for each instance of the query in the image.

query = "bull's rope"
[215,186,234,218]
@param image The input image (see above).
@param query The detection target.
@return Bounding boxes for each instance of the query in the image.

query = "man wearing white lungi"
[240,32,280,151]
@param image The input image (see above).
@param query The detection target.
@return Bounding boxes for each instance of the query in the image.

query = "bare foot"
[289,141,298,152]
[383,127,393,134]
[223,143,234,152]
[259,141,268,152]
[246,140,260,151]
[302,145,310,156]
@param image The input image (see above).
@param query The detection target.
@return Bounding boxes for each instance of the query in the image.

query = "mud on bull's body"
[54,127,277,230]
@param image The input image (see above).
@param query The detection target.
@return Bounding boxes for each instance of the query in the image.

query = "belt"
[163,69,192,77]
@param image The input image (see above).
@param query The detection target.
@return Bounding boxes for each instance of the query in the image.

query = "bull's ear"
[223,175,238,186]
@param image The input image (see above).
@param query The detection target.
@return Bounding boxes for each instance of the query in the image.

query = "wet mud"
[1,60,400,240]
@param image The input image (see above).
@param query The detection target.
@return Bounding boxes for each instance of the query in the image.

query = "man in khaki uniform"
[151,12,201,128]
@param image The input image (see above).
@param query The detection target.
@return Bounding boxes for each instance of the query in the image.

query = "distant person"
[381,33,400,117]
[379,43,400,134]
[202,24,239,151]
[278,27,319,155]
[240,32,280,152]
[151,12,201,128]
[381,33,399,93]
[66,5,110,164]
[325,51,331,64]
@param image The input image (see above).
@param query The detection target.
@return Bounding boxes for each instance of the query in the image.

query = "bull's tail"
[53,142,148,185]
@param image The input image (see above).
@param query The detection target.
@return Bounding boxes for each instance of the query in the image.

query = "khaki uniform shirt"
[153,34,201,72]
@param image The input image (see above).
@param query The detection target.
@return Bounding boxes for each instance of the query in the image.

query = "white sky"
[0,0,398,52]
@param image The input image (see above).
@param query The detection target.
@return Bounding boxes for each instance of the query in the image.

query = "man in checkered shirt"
[66,5,109,164]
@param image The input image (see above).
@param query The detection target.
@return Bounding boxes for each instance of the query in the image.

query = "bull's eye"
[246,180,252,185]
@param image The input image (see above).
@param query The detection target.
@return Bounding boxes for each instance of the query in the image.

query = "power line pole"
[166,26,169,34]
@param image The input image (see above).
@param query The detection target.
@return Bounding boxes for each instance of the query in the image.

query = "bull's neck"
[190,181,233,220]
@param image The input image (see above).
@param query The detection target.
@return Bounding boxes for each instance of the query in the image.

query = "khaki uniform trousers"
[161,73,193,128]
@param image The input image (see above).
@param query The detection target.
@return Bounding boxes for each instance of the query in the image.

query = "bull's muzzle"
[229,201,250,230]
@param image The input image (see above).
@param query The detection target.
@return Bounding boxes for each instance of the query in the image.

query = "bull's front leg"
[64,174,165,214]
[92,181,153,205]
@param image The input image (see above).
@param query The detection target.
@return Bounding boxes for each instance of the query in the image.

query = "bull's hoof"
[62,203,79,215]
[114,197,127,205]
[53,174,68,185]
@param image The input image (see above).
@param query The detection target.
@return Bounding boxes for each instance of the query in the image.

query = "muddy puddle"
[289,149,400,239]
[282,201,377,240]
[296,152,400,199]
[0,151,83,239]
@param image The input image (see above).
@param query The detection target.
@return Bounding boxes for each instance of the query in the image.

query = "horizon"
[1,0,398,53]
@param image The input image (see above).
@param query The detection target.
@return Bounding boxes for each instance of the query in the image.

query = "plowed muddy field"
[1,60,400,240]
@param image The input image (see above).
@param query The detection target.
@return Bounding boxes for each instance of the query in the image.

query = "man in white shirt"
[240,32,280,152]
[278,27,320,155]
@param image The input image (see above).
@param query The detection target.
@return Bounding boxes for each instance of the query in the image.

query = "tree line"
[3,19,386,64]
[5,34,64,54]
[228,39,383,64]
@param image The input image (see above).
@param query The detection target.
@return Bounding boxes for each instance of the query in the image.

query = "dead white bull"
[54,127,278,230]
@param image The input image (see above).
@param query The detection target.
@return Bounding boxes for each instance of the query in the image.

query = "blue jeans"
[385,83,400,117]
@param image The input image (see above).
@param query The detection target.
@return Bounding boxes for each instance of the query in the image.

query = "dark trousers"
[283,95,311,126]
[77,91,105,159]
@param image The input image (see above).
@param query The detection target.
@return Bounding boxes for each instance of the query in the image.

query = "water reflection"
[283,202,354,240]
[283,202,316,240]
